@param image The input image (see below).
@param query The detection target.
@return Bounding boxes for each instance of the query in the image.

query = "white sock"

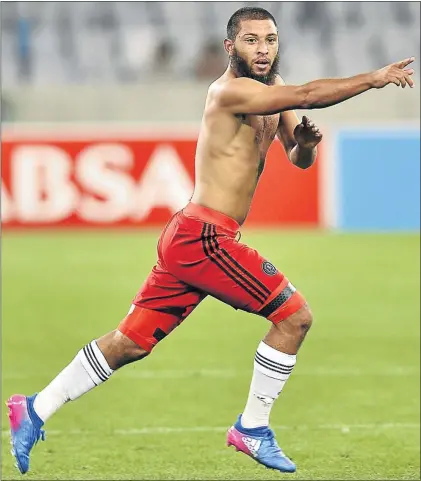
[241,341,296,428]
[33,340,114,423]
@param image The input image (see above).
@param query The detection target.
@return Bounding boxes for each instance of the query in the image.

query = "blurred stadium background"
[1,2,420,480]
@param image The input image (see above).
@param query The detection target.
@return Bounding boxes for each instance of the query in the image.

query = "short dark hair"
[227,7,277,41]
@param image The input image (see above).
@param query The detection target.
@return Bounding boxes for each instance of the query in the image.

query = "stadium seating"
[1,1,420,85]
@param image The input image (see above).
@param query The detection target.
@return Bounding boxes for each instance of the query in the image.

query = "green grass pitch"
[2,230,420,480]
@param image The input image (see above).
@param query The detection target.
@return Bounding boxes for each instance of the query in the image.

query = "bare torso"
[191,73,281,226]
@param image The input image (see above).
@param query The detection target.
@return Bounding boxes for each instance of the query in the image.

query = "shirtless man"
[7,6,415,475]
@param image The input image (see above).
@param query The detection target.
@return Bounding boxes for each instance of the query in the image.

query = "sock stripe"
[83,345,108,383]
[254,356,293,376]
[255,354,295,375]
[85,344,107,380]
[254,358,292,376]
[83,346,107,382]
[87,342,110,378]
[255,351,295,373]
[82,346,103,383]
[255,352,294,373]
[254,357,294,375]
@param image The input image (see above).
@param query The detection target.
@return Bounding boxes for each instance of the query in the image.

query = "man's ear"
[224,38,234,55]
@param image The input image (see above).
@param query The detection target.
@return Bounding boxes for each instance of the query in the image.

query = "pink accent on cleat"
[227,415,296,473]
[6,393,45,474]
[226,427,255,458]
[7,395,27,432]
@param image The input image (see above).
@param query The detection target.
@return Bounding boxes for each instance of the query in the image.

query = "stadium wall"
[1,124,419,232]
[3,83,420,123]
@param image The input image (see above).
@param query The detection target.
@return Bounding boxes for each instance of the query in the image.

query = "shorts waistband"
[182,202,240,235]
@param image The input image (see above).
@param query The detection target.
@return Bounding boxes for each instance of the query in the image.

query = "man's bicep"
[216,78,307,115]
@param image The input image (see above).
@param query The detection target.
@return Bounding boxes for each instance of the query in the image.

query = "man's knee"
[292,304,313,332]
[97,329,150,370]
[275,304,313,335]
[297,304,313,332]
[113,329,150,359]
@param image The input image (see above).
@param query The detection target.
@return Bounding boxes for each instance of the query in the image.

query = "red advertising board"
[1,131,320,228]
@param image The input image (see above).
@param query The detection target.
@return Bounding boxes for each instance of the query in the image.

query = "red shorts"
[119,202,307,352]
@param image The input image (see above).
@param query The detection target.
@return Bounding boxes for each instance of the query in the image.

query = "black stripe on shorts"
[210,226,271,298]
[201,224,266,304]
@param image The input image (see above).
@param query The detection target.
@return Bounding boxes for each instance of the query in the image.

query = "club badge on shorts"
[262,261,277,276]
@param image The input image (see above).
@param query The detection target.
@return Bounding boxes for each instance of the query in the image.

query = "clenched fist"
[293,116,323,149]
[371,57,415,89]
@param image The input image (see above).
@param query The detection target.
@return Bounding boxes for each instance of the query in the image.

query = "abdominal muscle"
[191,124,267,226]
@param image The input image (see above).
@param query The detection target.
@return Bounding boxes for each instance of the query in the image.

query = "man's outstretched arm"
[214,57,415,116]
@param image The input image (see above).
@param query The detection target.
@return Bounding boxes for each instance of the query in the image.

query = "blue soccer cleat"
[226,414,296,473]
[7,394,45,474]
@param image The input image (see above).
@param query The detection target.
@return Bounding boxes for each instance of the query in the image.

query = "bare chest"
[239,113,280,156]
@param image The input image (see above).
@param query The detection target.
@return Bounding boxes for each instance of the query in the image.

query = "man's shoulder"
[208,76,262,109]
[208,75,236,96]
[210,76,259,92]
[206,76,233,109]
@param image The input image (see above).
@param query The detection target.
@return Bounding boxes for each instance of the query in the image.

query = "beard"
[230,48,280,85]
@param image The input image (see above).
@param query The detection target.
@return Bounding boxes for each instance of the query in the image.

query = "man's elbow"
[295,160,314,170]
[295,85,312,110]
[297,84,322,110]
[291,158,314,170]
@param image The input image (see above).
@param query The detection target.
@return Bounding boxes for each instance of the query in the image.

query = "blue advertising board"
[335,129,420,231]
